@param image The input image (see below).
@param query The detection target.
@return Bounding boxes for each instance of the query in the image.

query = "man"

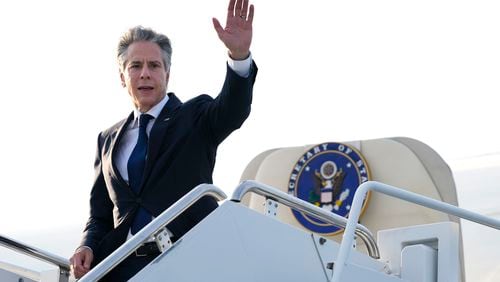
[70,0,256,280]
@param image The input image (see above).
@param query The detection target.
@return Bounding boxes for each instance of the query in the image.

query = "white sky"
[0,0,499,279]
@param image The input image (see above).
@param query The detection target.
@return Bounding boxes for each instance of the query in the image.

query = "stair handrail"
[331,180,500,282]
[231,180,380,259]
[79,184,227,282]
[0,233,70,282]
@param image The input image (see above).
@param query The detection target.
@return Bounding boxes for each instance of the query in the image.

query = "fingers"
[247,4,255,24]
[241,0,249,18]
[227,0,252,20]
[70,248,94,279]
[227,0,236,18]
[234,0,243,17]
[70,253,85,278]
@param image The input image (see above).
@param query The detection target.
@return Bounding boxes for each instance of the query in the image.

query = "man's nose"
[140,66,150,79]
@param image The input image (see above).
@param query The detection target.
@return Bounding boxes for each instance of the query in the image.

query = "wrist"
[228,50,250,61]
[76,246,93,254]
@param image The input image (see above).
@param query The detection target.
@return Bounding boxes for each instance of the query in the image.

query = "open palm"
[213,0,254,60]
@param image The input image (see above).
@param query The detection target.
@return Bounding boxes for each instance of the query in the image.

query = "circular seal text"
[288,142,371,234]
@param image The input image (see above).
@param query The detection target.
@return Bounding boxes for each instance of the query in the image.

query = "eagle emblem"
[287,142,371,234]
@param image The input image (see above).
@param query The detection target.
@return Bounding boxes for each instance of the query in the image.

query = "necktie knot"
[139,114,153,130]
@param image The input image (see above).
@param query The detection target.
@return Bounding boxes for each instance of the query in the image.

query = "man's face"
[120,41,170,112]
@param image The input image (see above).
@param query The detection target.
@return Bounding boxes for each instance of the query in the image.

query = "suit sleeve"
[80,133,114,251]
[205,60,258,145]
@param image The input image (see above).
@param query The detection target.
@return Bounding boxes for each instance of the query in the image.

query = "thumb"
[212,18,224,39]
[83,252,93,270]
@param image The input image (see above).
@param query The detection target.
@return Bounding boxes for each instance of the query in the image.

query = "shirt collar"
[132,94,169,125]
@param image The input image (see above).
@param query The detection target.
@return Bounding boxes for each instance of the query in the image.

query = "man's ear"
[165,71,170,84]
[120,72,126,88]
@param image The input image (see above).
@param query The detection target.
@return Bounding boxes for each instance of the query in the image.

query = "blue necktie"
[128,114,154,234]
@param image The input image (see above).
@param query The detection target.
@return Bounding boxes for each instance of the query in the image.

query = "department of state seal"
[288,142,371,234]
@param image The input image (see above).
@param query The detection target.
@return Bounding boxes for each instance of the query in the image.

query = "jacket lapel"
[141,93,182,189]
[109,113,134,188]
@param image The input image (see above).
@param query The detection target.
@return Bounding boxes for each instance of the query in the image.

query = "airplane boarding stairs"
[2,180,500,281]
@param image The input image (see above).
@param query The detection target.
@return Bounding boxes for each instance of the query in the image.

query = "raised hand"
[212,0,254,60]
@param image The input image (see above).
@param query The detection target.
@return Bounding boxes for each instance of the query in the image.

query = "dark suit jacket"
[81,62,257,264]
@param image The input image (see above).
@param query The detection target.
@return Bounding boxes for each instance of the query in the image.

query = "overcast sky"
[0,0,499,280]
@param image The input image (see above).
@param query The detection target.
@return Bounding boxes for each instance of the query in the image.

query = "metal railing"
[231,180,380,259]
[79,184,227,282]
[0,234,70,282]
[331,181,500,282]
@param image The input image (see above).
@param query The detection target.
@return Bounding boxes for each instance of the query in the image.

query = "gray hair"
[117,26,172,72]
